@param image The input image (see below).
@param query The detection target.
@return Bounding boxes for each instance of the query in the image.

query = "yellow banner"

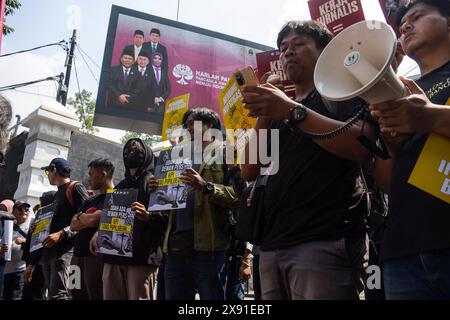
[161,93,190,141]
[219,75,255,134]
[157,170,181,187]
[408,100,450,203]
[99,217,132,233]
[33,219,51,235]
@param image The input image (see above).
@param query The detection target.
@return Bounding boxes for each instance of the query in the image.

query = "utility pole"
[55,72,65,104]
[58,29,77,106]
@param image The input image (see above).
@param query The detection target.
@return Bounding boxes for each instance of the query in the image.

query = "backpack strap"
[13,223,28,238]
[66,181,80,209]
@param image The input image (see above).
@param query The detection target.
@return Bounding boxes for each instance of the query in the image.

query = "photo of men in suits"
[143,28,168,74]
[123,30,145,62]
[150,52,171,117]
[131,50,156,113]
[107,48,142,111]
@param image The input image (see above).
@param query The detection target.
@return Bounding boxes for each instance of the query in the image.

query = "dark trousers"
[252,254,262,300]
[41,251,73,300]
[22,265,46,300]
[77,255,103,300]
[165,250,225,300]
[3,271,25,300]
[384,248,450,300]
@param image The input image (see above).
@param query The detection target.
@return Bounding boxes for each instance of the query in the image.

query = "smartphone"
[234,66,259,89]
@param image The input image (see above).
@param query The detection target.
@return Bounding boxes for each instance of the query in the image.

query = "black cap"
[41,157,71,172]
[134,29,144,37]
[122,47,135,58]
[138,50,150,58]
[13,200,31,211]
[150,28,160,35]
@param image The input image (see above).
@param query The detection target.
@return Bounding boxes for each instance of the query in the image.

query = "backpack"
[65,181,81,209]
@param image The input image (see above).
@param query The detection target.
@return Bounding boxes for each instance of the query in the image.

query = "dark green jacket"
[163,145,239,253]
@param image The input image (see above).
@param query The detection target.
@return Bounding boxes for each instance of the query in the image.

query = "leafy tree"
[3,0,21,36]
[67,89,99,134]
[121,131,161,147]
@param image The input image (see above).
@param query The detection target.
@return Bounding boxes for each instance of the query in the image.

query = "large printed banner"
[308,0,366,35]
[94,5,272,135]
[256,50,295,99]
[378,0,406,37]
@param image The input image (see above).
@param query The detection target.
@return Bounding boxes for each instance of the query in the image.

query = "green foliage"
[120,131,162,147]
[67,89,99,134]
[3,0,22,36]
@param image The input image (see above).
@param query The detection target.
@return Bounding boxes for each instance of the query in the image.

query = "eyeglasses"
[18,207,30,212]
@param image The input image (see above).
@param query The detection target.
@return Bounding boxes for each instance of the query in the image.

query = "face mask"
[125,152,144,168]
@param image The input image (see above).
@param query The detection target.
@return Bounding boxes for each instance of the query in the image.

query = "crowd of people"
[0,0,449,300]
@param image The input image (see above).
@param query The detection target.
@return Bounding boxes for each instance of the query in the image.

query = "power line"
[73,57,87,120]
[76,44,101,69]
[0,75,61,92]
[0,40,68,58]
[75,52,99,84]
[10,88,56,99]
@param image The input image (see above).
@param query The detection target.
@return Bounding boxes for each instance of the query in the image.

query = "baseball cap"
[13,200,31,211]
[41,158,71,172]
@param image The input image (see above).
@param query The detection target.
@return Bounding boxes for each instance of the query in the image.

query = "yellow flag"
[161,93,190,141]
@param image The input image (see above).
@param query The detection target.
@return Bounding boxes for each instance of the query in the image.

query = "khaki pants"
[260,235,368,300]
[102,263,157,300]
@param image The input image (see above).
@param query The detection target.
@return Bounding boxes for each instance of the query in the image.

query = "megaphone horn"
[314,20,406,105]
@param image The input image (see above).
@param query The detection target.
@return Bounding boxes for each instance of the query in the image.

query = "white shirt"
[134,45,142,61]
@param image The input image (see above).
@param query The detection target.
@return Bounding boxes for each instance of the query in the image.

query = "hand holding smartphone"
[234,66,259,90]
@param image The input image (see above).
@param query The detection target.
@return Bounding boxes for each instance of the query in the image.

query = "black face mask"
[125,152,144,168]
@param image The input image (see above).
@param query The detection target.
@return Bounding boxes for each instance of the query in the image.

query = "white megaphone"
[314,20,406,104]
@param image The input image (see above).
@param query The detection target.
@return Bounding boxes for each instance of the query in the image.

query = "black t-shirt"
[74,193,106,257]
[381,61,450,262]
[43,181,89,257]
[260,90,367,251]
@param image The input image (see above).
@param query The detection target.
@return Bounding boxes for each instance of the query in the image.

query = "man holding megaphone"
[241,20,376,300]
[369,0,450,300]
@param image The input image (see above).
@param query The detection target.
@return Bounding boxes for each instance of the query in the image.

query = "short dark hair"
[150,28,160,35]
[88,158,115,179]
[56,167,71,178]
[134,29,144,37]
[277,20,333,50]
[182,108,221,130]
[40,191,56,207]
[396,0,450,26]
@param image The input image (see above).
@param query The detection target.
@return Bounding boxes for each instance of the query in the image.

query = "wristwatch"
[202,182,215,195]
[287,102,307,127]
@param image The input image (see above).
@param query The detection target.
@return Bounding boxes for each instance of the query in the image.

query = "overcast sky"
[1,0,417,143]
